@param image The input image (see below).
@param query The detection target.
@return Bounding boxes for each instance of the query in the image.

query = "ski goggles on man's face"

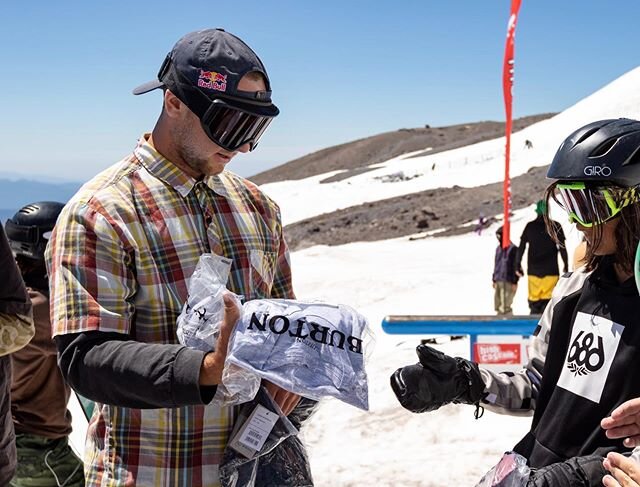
[552,182,639,227]
[200,98,275,152]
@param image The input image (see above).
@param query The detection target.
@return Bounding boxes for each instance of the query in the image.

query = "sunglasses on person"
[552,182,639,227]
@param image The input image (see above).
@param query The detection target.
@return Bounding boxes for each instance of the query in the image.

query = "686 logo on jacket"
[557,312,624,403]
[566,331,605,376]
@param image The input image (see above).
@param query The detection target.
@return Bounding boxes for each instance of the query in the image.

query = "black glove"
[526,455,607,487]
[390,344,485,413]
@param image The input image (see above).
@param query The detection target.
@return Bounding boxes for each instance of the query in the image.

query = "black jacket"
[493,243,519,284]
[516,216,569,277]
[480,256,640,486]
[0,225,32,485]
[513,256,640,466]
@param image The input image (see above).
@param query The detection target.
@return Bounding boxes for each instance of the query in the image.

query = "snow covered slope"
[263,67,640,226]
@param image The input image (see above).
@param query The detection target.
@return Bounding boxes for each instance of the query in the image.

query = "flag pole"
[502,0,523,248]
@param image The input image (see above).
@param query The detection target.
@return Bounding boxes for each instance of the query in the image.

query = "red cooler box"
[473,334,529,373]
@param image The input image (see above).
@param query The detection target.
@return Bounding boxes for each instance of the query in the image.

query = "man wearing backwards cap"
[46,28,301,486]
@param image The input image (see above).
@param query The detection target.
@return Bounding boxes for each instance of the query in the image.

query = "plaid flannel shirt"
[46,135,294,486]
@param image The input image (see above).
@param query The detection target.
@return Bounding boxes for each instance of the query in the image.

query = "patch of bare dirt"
[283,165,550,251]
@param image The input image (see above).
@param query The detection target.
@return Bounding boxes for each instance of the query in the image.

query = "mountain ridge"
[251,113,555,185]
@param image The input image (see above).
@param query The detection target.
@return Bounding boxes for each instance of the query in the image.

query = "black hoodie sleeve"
[516,225,530,271]
[525,454,607,487]
[55,331,217,408]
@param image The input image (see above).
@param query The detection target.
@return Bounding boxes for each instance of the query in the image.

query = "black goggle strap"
[4,219,40,244]
[619,187,639,209]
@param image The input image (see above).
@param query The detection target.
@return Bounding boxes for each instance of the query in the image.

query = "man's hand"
[264,381,301,416]
[199,294,241,386]
[602,398,640,447]
[603,452,640,487]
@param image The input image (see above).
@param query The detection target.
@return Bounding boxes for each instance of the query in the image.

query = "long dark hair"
[543,181,640,274]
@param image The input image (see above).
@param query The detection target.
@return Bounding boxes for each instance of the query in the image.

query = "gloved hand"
[526,455,607,487]
[390,344,485,413]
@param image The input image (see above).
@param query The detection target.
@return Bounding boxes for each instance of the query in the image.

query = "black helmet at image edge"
[5,201,65,260]
[547,118,640,187]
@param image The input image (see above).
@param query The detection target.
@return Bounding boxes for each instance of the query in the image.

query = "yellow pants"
[528,275,559,302]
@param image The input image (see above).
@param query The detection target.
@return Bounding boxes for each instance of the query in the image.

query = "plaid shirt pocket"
[248,249,277,300]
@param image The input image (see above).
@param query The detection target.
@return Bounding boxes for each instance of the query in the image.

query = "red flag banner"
[502,0,522,248]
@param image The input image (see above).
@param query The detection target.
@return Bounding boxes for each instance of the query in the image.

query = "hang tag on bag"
[228,403,279,459]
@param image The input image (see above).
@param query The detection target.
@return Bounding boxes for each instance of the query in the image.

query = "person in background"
[46,28,302,486]
[515,200,569,314]
[5,202,84,487]
[492,226,519,315]
[391,118,640,486]
[475,212,488,236]
[0,223,34,485]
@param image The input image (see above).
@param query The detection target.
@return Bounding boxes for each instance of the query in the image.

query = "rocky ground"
[249,114,555,250]
[283,165,549,250]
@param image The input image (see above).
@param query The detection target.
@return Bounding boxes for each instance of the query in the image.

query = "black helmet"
[5,201,65,261]
[547,118,640,187]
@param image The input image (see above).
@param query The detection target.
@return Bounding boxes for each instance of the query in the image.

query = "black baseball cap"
[132,28,279,118]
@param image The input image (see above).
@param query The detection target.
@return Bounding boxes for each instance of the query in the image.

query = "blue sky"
[1,0,639,181]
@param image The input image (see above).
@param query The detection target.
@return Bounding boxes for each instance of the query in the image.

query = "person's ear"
[163,90,183,119]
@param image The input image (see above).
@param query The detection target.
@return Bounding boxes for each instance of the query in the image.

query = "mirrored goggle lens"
[554,187,615,226]
[203,104,273,152]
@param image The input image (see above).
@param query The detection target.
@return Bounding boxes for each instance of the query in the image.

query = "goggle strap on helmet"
[5,219,40,244]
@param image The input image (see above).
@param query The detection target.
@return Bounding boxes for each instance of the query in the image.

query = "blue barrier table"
[381,315,540,359]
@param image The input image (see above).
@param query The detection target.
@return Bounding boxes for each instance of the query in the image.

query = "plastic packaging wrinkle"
[176,253,260,405]
[219,386,317,487]
[475,452,531,487]
[228,299,371,410]
[177,253,372,410]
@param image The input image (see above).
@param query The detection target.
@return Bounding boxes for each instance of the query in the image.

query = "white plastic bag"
[177,254,372,410]
[176,253,260,405]
[475,452,531,487]
[226,299,372,410]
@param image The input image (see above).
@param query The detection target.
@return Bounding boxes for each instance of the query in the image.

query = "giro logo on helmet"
[584,166,612,177]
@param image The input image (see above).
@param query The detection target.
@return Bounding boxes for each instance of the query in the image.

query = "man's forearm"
[55,331,216,408]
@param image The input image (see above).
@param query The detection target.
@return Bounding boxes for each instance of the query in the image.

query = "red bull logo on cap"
[198,70,227,92]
